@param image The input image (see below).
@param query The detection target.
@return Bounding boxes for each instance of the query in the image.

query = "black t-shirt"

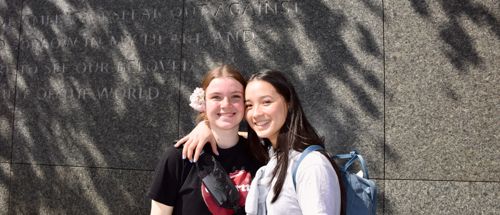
[148,136,261,215]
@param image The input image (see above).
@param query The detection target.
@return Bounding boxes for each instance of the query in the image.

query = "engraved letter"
[229,3,242,16]
[149,87,159,99]
[98,88,110,99]
[242,30,255,42]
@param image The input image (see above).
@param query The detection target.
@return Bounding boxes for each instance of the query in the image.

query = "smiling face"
[205,77,245,131]
[245,80,288,146]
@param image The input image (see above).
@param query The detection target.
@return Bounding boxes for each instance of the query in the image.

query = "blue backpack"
[292,145,377,215]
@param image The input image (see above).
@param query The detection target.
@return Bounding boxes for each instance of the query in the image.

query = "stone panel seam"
[381,0,386,181]
[383,178,500,183]
[9,0,26,213]
[382,0,387,214]
[11,0,24,166]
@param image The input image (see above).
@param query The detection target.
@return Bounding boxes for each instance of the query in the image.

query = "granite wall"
[0,0,498,214]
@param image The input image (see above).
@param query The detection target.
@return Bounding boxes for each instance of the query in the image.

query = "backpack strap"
[334,151,370,179]
[291,145,324,190]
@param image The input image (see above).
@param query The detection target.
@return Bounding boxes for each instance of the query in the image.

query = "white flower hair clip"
[189,87,205,112]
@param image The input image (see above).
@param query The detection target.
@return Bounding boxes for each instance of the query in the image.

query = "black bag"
[196,152,243,213]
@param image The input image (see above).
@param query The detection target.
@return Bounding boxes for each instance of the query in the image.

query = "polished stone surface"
[12,0,182,169]
[385,0,500,181]
[385,180,500,214]
[3,0,500,213]
[0,0,21,163]
[10,164,152,214]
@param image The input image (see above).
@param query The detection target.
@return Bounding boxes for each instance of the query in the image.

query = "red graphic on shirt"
[201,170,251,215]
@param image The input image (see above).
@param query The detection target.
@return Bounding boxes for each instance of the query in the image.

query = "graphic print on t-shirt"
[201,169,251,215]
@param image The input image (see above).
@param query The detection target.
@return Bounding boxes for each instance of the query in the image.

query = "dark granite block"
[385,180,500,214]
[12,0,183,169]
[0,28,17,162]
[0,0,21,61]
[0,0,22,33]
[0,163,10,214]
[0,0,21,164]
[179,0,384,177]
[385,0,500,181]
[10,164,152,214]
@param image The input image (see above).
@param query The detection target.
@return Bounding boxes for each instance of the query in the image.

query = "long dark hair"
[247,70,345,212]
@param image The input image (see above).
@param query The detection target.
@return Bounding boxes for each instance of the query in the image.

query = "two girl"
[150,65,343,215]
